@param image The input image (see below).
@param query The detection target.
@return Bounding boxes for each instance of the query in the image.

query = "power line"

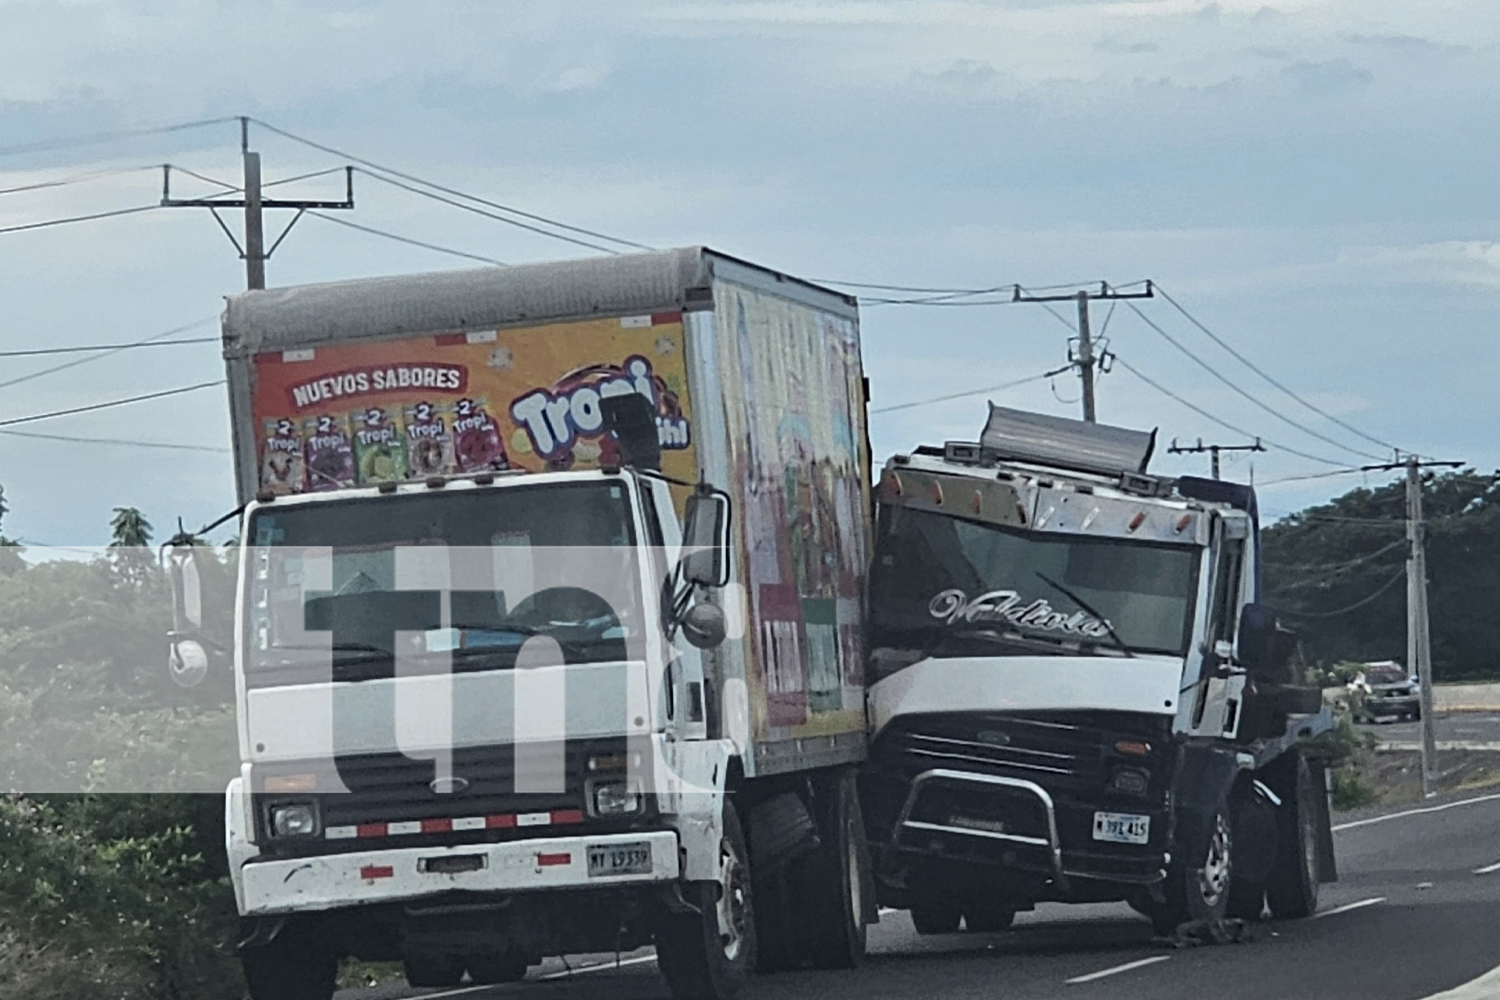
[0,381,224,428]
[0,316,219,392]
[1122,300,1387,464]
[0,336,217,358]
[249,118,654,253]
[0,116,240,159]
[306,211,507,267]
[1272,568,1407,619]
[353,169,623,255]
[0,203,160,236]
[1113,355,1347,467]
[1265,538,1408,578]
[0,427,228,453]
[0,164,160,197]
[1154,285,1400,456]
[870,368,1065,415]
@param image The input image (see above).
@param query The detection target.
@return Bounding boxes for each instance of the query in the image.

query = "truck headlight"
[592,782,641,817]
[270,803,319,837]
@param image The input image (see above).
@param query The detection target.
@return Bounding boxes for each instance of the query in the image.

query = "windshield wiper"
[1033,571,1136,659]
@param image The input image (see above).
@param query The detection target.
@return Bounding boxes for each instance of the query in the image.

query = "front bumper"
[239,829,680,916]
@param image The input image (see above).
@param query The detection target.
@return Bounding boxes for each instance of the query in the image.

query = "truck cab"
[860,406,1335,935]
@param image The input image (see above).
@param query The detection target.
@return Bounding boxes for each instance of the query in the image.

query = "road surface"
[338,787,1500,1000]
[1358,712,1500,748]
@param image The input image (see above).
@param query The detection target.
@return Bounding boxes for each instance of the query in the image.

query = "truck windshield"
[245,482,641,681]
[869,504,1199,671]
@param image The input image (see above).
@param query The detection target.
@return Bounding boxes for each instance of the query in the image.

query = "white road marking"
[1064,955,1171,984]
[1416,960,1500,999]
[540,954,658,980]
[1313,896,1386,918]
[406,986,489,1000]
[1332,792,1500,831]
[1472,860,1500,875]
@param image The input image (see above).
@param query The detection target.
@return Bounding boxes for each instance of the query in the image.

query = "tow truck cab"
[860,406,1335,933]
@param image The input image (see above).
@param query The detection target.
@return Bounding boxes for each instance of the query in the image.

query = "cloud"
[1279,57,1373,94]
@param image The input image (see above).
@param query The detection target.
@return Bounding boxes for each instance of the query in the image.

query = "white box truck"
[165,248,876,1000]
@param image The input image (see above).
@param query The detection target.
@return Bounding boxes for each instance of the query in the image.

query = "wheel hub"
[1199,812,1232,905]
[715,834,749,961]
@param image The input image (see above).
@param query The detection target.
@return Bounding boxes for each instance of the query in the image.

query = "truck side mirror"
[680,601,727,649]
[1237,602,1297,682]
[681,488,731,588]
[165,543,209,688]
[600,393,662,471]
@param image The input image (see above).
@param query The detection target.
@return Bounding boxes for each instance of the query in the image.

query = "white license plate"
[1093,811,1150,845]
[587,842,653,877]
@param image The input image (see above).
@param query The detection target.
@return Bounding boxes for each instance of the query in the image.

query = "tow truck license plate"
[588,842,653,877]
[1093,811,1150,845]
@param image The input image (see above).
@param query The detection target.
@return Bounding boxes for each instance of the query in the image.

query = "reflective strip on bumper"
[239,830,680,916]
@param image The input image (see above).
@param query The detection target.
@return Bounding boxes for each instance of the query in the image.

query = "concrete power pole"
[1406,458,1439,797]
[162,116,355,291]
[242,119,266,290]
[1014,282,1155,423]
[1168,437,1266,480]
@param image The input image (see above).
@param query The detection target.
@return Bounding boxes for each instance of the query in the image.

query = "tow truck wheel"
[1153,797,1233,934]
[910,901,962,935]
[241,931,337,1000]
[806,768,871,969]
[1266,755,1321,919]
[657,803,757,1000]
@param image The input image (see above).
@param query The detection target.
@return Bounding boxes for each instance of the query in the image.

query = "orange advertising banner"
[249,312,695,495]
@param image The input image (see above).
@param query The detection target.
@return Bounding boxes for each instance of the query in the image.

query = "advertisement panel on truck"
[248,312,697,500]
[706,283,870,752]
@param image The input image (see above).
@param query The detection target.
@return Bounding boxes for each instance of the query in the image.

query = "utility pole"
[1168,437,1266,480]
[1014,281,1155,423]
[1406,457,1439,798]
[163,116,355,291]
[1352,456,1460,798]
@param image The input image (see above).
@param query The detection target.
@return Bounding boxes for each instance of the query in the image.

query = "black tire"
[910,901,962,935]
[404,953,465,988]
[962,901,1016,933]
[657,803,757,1000]
[1152,796,1233,934]
[805,769,870,969]
[465,949,530,984]
[242,932,337,1000]
[1266,755,1320,919]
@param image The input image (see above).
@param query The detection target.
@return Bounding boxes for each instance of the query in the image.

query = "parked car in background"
[1347,662,1421,722]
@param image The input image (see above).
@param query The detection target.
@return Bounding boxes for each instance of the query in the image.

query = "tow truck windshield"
[869,504,1200,674]
[245,481,642,682]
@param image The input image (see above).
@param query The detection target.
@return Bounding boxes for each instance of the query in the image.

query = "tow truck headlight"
[269,803,319,838]
[592,782,641,817]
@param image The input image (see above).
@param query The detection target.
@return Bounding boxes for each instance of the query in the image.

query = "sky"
[1,0,1497,547]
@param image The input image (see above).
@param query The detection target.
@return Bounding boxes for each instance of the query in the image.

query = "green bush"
[1329,767,1377,811]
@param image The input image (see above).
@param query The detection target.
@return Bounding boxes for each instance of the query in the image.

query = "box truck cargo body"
[168,248,876,1000]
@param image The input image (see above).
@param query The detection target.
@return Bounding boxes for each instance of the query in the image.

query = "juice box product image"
[353,405,409,485]
[403,400,456,477]
[260,417,306,494]
[302,412,356,491]
[452,397,509,472]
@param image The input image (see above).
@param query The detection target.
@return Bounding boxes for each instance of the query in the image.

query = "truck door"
[641,476,708,742]
[1190,515,1249,739]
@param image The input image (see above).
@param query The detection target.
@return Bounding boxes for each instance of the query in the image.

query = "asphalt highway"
[340,787,1500,1000]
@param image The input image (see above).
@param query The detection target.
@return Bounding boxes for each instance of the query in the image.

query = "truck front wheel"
[657,803,757,1000]
[242,930,337,1000]
[1266,755,1321,919]
[1151,797,1233,935]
